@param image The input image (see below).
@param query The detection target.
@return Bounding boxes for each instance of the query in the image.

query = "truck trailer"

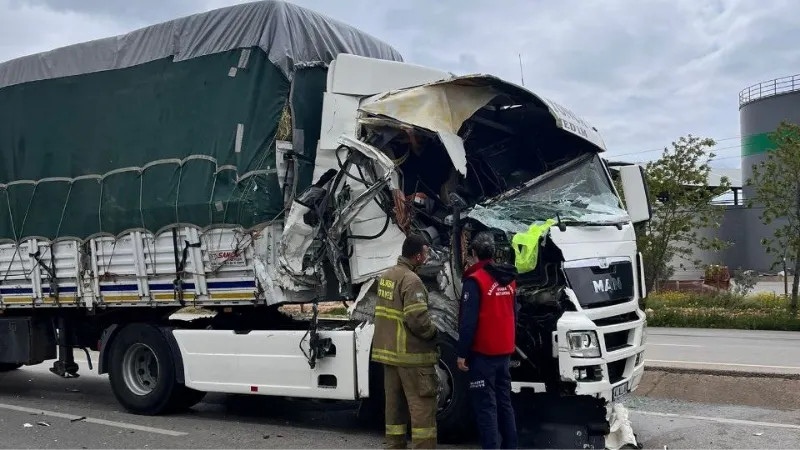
[0,1,651,447]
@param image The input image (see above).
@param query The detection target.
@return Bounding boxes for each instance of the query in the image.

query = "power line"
[605,132,765,160]
[619,136,788,165]
[628,142,747,164]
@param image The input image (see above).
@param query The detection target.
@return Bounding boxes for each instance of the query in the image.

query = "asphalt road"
[1,359,799,449]
[646,328,800,375]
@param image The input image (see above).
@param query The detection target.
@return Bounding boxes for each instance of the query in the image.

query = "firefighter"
[371,234,440,449]
[457,231,519,449]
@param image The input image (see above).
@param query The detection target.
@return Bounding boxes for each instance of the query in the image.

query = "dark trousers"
[468,354,518,449]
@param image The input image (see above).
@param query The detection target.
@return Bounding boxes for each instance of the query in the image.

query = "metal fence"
[739,74,800,107]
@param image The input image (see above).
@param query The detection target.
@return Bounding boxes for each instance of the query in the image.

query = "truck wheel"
[108,324,180,415]
[435,335,474,443]
[0,363,22,372]
[169,386,207,412]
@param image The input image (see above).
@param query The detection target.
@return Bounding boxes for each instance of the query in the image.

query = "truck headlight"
[567,331,600,358]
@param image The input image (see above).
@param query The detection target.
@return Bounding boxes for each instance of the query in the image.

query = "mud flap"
[513,391,608,449]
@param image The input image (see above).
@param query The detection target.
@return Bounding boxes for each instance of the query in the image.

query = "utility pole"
[518,53,525,87]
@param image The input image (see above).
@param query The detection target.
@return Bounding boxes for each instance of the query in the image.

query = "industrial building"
[668,74,800,282]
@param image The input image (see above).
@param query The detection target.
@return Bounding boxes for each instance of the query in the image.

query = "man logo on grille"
[593,277,622,293]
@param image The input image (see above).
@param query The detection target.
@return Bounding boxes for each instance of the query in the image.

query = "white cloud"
[3,0,800,169]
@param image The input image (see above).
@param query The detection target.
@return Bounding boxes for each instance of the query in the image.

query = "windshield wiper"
[556,218,625,230]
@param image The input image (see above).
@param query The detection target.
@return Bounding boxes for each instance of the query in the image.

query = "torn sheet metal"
[359,82,498,175]
[328,136,398,241]
[359,74,607,172]
[605,403,639,450]
[277,135,398,284]
[278,201,319,276]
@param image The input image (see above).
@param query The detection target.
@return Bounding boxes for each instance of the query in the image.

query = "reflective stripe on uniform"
[376,305,404,320]
[411,427,437,440]
[376,305,412,360]
[386,423,407,436]
[371,348,438,365]
[373,302,437,366]
[403,302,428,315]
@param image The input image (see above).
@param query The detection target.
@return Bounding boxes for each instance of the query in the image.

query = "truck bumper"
[510,390,613,450]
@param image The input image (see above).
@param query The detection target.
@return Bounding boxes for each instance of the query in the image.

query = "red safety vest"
[464,261,517,356]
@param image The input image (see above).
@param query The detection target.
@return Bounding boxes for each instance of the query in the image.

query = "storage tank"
[738,74,800,272]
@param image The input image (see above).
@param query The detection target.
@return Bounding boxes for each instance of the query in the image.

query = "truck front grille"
[592,311,639,327]
[606,359,627,384]
[563,259,635,309]
[603,330,631,352]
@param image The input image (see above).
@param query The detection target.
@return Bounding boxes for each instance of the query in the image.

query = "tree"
[637,135,731,292]
[746,120,800,315]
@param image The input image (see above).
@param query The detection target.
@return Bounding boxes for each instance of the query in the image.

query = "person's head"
[401,234,429,266]
[469,232,495,262]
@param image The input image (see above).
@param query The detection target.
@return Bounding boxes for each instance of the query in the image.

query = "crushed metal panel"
[277,135,398,287]
[360,74,607,167]
[349,218,405,283]
[359,82,498,175]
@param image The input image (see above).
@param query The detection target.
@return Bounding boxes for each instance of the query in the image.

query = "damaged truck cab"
[279,54,652,442]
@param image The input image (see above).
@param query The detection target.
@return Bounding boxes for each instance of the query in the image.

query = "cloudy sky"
[2,0,799,170]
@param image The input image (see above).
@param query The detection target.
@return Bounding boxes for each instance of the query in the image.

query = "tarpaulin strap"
[172,231,201,305]
[512,219,557,274]
[29,249,59,303]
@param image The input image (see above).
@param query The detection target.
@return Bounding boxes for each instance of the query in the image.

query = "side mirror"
[616,165,652,224]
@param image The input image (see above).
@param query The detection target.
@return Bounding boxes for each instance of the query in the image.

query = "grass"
[320,306,349,317]
[646,290,800,331]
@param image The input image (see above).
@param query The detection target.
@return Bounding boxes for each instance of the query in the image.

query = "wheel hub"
[435,359,454,413]
[121,343,160,396]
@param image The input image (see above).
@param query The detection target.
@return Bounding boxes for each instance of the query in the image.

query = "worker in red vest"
[457,231,519,449]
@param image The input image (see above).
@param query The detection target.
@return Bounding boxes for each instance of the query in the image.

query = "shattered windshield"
[466,154,630,232]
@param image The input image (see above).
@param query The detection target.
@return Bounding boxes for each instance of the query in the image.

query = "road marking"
[0,403,187,436]
[648,344,704,348]
[634,410,800,430]
[647,359,800,371]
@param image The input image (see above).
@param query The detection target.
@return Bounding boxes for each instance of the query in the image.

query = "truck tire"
[435,335,474,443]
[0,363,22,372]
[108,324,182,415]
[169,386,207,412]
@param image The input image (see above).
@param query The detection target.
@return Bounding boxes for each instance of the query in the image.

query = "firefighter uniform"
[372,256,439,449]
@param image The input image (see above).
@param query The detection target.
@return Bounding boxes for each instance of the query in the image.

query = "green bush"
[647,290,800,331]
[647,290,788,311]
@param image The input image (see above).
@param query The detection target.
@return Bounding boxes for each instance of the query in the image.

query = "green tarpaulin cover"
[0,1,402,242]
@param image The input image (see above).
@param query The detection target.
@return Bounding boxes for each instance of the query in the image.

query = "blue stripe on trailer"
[99,280,255,293]
[207,280,255,289]
[0,287,33,295]
[42,286,78,293]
